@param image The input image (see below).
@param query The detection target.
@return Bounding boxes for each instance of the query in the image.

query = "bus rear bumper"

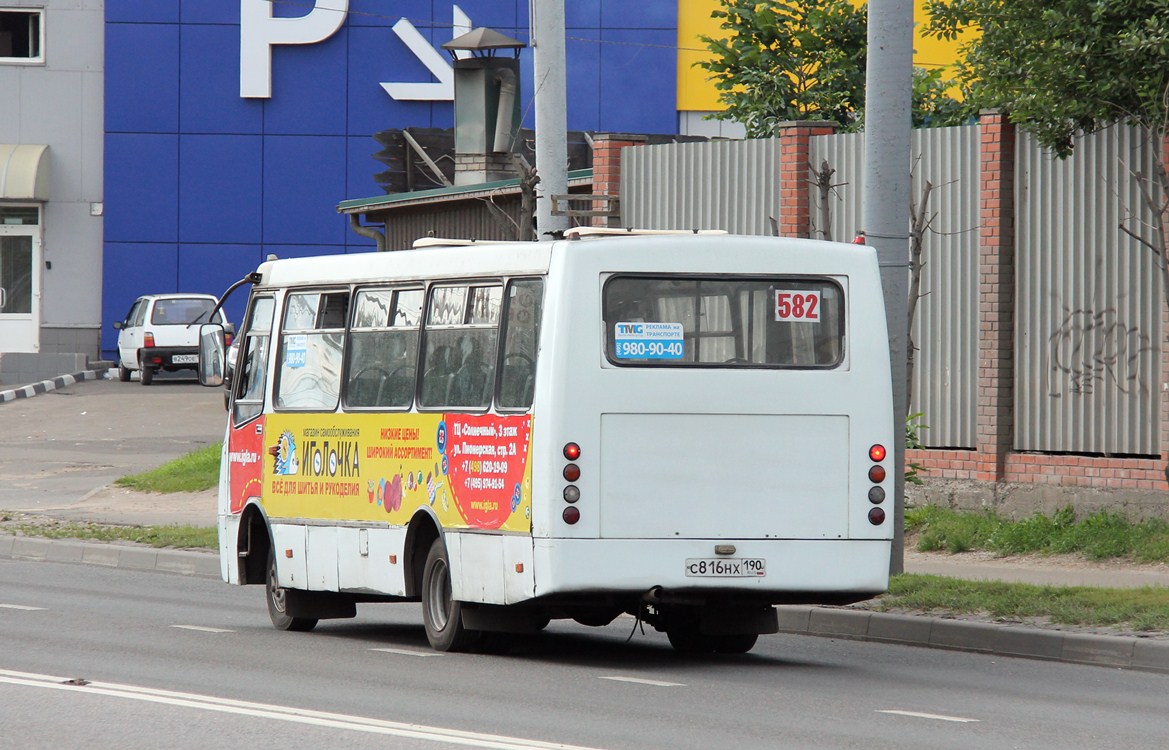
[531,538,891,604]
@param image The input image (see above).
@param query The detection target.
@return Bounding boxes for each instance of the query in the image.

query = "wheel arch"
[403,507,442,598]
[236,500,273,585]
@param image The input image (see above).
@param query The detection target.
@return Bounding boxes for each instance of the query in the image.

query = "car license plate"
[172,354,198,364]
[684,558,766,578]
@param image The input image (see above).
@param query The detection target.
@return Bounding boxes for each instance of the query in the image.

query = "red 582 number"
[774,290,821,321]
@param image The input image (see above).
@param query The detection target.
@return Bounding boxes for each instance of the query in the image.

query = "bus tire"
[712,633,758,654]
[421,538,478,652]
[266,549,318,632]
[666,626,716,654]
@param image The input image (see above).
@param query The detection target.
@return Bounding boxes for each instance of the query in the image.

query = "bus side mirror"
[198,323,226,387]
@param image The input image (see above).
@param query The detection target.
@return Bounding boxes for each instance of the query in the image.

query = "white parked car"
[113,294,231,385]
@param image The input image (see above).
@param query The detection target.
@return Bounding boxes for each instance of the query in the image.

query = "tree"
[698,0,970,137]
[925,0,1169,304]
[698,0,868,137]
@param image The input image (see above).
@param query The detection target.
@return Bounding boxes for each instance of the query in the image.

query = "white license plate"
[171,354,198,364]
[684,558,766,578]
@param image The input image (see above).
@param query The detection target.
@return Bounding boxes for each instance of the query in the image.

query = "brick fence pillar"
[776,120,838,238]
[592,133,647,227]
[976,110,1016,481]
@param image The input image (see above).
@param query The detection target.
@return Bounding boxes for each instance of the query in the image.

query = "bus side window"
[275,290,348,410]
[346,287,421,409]
[234,296,275,425]
[420,283,502,410]
[497,278,542,409]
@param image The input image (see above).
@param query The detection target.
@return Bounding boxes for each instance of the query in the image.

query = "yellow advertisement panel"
[261,412,533,533]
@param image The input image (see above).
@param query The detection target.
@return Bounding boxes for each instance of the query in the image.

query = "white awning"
[0,144,49,201]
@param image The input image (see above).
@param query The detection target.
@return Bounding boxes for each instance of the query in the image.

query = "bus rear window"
[603,276,844,368]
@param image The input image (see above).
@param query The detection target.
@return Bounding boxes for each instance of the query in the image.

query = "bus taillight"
[562,442,582,524]
[868,444,886,462]
[563,464,581,482]
[563,506,581,525]
[868,465,886,484]
[563,442,581,460]
[868,507,886,525]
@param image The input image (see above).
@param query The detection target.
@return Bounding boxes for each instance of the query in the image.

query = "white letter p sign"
[240,0,349,98]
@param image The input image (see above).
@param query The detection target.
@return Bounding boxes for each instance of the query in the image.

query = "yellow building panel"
[677,0,971,112]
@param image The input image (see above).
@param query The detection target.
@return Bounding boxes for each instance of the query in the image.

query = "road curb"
[776,605,1169,674]
[0,535,220,579]
[0,367,111,404]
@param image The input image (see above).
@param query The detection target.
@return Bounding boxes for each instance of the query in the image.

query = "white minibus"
[199,231,895,653]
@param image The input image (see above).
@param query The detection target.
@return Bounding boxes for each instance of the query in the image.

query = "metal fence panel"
[1015,125,1163,455]
[811,126,980,448]
[622,138,780,235]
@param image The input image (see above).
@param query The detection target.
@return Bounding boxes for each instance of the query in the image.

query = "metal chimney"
[441,28,525,186]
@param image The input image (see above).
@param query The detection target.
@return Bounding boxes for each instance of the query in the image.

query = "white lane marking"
[877,710,980,723]
[598,676,685,688]
[171,625,235,633]
[371,647,444,658]
[0,604,46,611]
[0,668,603,749]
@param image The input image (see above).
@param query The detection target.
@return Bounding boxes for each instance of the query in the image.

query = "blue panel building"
[100,1,681,357]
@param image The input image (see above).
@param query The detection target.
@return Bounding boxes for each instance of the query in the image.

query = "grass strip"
[877,574,1169,632]
[906,504,1169,563]
[5,519,216,550]
[114,442,222,494]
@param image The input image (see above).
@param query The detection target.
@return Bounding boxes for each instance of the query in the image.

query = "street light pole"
[530,0,569,239]
[863,0,913,575]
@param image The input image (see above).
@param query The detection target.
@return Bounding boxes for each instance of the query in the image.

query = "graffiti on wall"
[1047,307,1154,397]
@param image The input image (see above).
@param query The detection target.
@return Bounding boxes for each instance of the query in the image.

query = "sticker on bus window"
[774,290,821,322]
[614,322,685,360]
[284,334,308,368]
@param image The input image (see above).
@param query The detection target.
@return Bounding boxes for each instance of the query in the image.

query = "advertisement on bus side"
[230,413,533,532]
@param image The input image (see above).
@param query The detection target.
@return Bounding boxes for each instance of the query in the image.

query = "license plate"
[684,558,766,578]
[171,354,198,364]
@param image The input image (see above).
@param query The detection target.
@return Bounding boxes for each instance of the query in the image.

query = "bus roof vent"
[563,227,729,241]
[411,237,517,249]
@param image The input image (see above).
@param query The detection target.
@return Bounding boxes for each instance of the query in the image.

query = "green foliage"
[904,413,928,485]
[114,442,222,494]
[908,504,1169,562]
[698,1,970,137]
[883,574,1169,631]
[924,0,1169,155]
[698,0,869,136]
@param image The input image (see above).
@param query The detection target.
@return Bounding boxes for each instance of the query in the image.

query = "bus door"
[225,295,275,515]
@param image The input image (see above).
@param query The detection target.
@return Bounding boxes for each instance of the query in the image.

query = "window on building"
[0,10,43,63]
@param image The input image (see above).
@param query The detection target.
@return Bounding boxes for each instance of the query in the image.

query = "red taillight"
[224,332,234,347]
[563,464,581,482]
[563,442,581,460]
[869,444,886,462]
[868,507,886,525]
[868,465,886,483]
[562,506,580,525]
[144,332,155,348]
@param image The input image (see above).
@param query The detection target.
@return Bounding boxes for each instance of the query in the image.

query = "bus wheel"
[666,626,716,654]
[712,633,758,654]
[421,538,478,652]
[266,549,318,632]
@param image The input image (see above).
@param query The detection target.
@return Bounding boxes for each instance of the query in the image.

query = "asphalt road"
[2,560,1168,750]
[0,375,225,515]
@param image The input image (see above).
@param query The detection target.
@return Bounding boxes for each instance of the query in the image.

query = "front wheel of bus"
[421,538,478,652]
[266,550,318,632]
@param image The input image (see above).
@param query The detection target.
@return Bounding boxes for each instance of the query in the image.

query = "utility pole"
[530,0,569,239]
[863,0,913,575]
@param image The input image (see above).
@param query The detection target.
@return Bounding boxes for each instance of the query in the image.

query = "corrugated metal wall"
[810,126,981,448]
[622,138,780,234]
[1015,125,1163,455]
